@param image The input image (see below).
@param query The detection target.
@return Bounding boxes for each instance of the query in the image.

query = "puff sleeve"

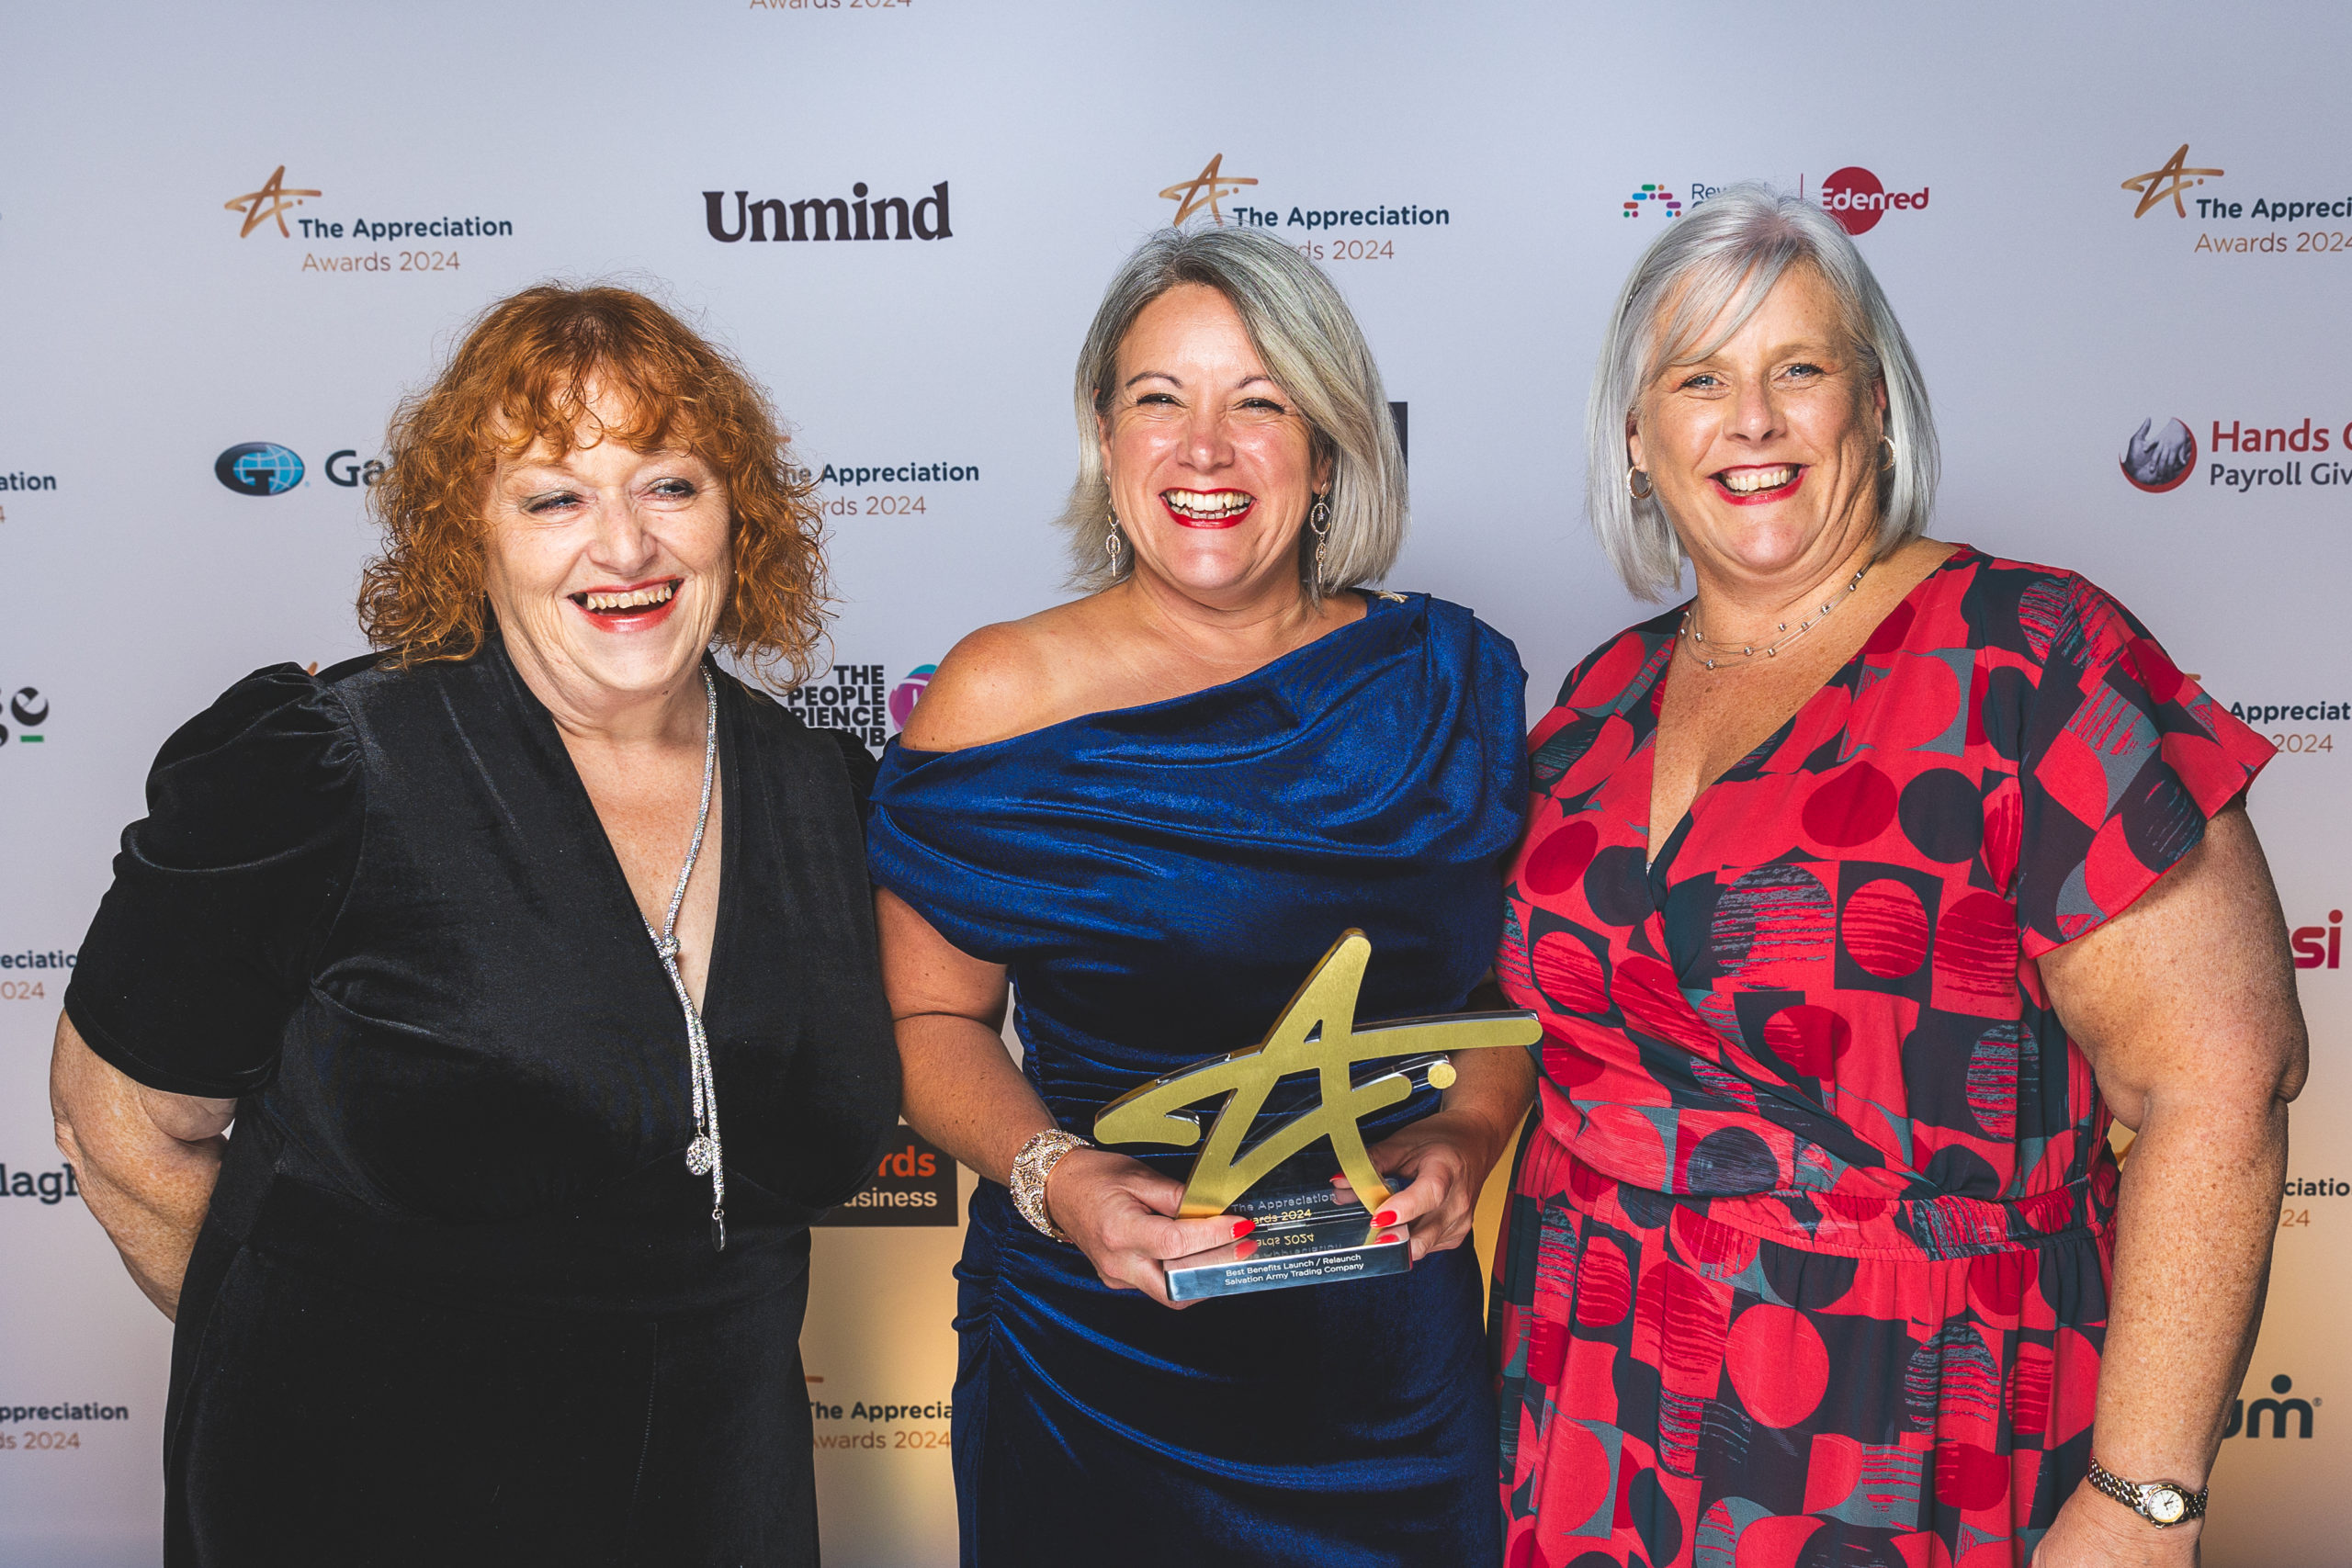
[2008,575,2272,957]
[63,665,364,1097]
[821,725,880,821]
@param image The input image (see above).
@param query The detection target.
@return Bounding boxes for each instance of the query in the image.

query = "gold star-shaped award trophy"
[1092,930,1540,1301]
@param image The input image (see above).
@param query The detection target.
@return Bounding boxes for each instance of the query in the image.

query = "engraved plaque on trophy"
[1091,931,1540,1302]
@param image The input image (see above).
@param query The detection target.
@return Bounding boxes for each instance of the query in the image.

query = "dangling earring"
[1626,464,1654,501]
[1879,435,1896,473]
[1307,492,1332,585]
[1105,505,1124,563]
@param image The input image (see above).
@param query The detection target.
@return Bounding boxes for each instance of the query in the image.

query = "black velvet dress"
[63,635,901,1568]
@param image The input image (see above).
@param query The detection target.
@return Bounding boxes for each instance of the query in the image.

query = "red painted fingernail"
[1375,1210,1397,1226]
[1231,1218,1255,1238]
[1375,1232,1404,1245]
[1235,1239,1259,1261]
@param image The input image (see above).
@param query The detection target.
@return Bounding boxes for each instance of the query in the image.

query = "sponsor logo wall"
[223,164,515,275]
[0,692,51,750]
[3,6,2348,1565]
[1815,165,1928,235]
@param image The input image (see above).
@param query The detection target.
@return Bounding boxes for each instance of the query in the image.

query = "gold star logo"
[1158,153,1259,226]
[2121,144,2223,219]
[223,165,322,238]
[1094,931,1539,1217]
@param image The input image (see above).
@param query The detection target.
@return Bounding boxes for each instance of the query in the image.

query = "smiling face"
[1097,284,1331,606]
[1629,264,1888,592]
[481,385,732,721]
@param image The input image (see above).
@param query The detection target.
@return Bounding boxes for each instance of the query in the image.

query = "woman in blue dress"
[867,227,1532,1564]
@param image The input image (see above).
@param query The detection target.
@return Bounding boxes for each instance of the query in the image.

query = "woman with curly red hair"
[49,285,899,1566]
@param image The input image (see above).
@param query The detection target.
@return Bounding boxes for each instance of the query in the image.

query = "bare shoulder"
[899,601,1102,752]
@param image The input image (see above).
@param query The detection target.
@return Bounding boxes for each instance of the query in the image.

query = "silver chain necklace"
[647,666,726,1252]
[1682,560,1871,671]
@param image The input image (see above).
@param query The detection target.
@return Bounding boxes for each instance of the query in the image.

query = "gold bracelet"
[1009,1129,1090,1241]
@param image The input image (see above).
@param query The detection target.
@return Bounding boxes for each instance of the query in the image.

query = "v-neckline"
[1640,547,1968,887]
[495,637,741,1036]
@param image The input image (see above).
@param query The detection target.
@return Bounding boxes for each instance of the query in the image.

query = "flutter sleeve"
[2007,574,2272,956]
[64,665,364,1097]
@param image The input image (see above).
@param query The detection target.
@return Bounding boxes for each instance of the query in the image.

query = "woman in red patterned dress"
[1490,186,2307,1568]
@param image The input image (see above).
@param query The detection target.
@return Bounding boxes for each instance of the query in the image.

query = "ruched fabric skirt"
[953,1183,1501,1567]
[1493,1135,2112,1568]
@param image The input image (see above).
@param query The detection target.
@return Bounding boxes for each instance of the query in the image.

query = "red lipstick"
[1711,466,1805,506]
[569,577,684,631]
[1159,491,1256,530]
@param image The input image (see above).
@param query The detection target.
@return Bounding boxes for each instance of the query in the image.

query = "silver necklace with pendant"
[647,665,726,1251]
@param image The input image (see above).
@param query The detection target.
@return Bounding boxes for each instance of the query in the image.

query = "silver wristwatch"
[1009,1129,1090,1241]
[2086,1455,2207,1528]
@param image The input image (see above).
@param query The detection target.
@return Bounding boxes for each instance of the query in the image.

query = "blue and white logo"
[214,442,305,496]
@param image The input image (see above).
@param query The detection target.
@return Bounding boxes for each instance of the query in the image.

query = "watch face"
[2147,1487,2188,1525]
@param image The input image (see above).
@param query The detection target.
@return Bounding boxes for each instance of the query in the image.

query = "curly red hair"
[358,284,829,688]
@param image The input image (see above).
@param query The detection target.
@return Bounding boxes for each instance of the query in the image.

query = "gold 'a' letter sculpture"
[1093,930,1541,1218]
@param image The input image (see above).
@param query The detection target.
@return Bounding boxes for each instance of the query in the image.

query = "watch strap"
[2086,1454,2207,1527]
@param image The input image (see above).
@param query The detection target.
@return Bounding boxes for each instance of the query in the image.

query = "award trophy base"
[1163,1213,1409,1302]
[1161,1177,1408,1303]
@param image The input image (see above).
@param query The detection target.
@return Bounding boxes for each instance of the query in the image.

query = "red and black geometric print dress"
[1490,548,2272,1568]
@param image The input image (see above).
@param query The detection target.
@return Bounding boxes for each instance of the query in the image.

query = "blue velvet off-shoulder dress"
[867,592,1528,1565]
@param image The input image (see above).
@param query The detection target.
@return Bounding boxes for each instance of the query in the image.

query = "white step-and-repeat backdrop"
[4,3,2346,1563]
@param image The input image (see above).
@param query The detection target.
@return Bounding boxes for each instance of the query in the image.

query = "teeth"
[582,581,677,611]
[1162,490,1254,520]
[1720,467,1798,494]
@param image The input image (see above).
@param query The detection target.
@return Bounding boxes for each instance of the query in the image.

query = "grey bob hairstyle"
[1589,184,1940,600]
[1058,226,1407,595]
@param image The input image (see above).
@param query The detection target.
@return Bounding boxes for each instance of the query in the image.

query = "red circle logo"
[1819,166,1886,235]
[2120,417,2198,493]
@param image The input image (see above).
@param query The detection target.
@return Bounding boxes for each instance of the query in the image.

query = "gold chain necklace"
[1681,560,1871,671]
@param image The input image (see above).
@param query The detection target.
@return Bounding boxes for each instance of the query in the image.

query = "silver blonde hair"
[1058,226,1406,596]
[1588,183,1939,600]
